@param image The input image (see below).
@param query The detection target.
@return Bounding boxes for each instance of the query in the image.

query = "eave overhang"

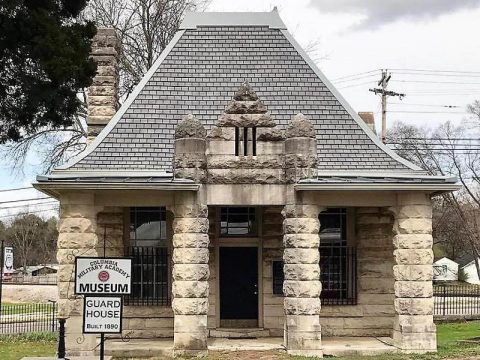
[295,174,462,193]
[33,171,199,198]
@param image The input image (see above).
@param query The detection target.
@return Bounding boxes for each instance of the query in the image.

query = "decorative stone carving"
[286,113,316,138]
[175,114,207,139]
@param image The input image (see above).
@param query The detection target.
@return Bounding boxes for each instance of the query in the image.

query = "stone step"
[209,328,271,338]
[100,339,172,358]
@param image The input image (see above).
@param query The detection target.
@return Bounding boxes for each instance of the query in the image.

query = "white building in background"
[461,259,480,284]
[433,257,459,281]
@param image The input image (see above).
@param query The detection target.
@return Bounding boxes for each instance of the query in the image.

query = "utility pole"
[369,70,405,143]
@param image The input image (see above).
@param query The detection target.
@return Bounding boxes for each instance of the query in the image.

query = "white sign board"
[75,257,132,295]
[3,247,13,280]
[83,296,122,333]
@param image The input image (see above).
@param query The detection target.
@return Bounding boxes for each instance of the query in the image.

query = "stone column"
[282,204,323,357]
[57,192,100,356]
[171,192,209,356]
[392,193,436,352]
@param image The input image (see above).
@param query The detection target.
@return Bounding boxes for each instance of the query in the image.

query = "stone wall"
[320,207,395,337]
[262,206,284,336]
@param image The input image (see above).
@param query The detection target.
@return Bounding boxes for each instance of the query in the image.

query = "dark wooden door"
[219,247,258,320]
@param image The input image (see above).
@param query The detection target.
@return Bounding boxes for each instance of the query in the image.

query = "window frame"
[219,206,258,238]
[125,207,171,306]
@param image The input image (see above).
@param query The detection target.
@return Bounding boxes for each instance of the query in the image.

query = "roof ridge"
[180,10,287,29]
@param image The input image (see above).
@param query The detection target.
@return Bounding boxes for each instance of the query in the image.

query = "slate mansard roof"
[57,11,423,174]
[36,11,459,192]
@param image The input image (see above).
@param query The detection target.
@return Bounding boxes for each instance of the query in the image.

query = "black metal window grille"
[234,127,256,156]
[126,207,170,306]
[320,208,357,305]
[272,261,284,295]
[220,207,257,236]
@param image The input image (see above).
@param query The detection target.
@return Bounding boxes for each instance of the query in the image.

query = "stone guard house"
[35,11,459,357]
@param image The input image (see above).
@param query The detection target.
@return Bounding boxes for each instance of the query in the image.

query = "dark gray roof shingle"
[67,24,419,173]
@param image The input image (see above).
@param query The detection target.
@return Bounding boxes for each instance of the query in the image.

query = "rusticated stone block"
[172,234,209,248]
[394,298,433,315]
[394,315,435,332]
[283,218,320,234]
[393,330,436,351]
[58,233,97,250]
[393,234,433,249]
[284,264,320,281]
[282,205,321,218]
[175,114,206,139]
[174,315,208,332]
[286,113,316,138]
[285,314,322,331]
[394,249,433,265]
[283,280,321,297]
[225,99,267,114]
[172,298,209,315]
[396,218,432,234]
[395,281,433,298]
[398,205,432,219]
[173,264,209,281]
[283,248,319,264]
[283,234,319,248]
[172,218,209,234]
[284,297,321,315]
[173,248,209,264]
[393,265,433,281]
[217,112,275,127]
[58,218,95,233]
[172,281,209,298]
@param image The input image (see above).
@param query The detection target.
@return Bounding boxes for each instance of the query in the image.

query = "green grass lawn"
[0,333,56,360]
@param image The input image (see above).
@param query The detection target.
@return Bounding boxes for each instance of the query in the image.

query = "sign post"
[75,257,132,360]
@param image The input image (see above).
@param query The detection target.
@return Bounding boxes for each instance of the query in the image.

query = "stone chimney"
[87,28,120,142]
[358,112,376,134]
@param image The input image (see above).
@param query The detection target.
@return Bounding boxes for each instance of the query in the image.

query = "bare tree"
[388,101,480,280]
[84,0,209,97]
[4,0,208,172]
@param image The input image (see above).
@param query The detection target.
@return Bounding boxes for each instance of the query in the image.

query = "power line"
[387,110,468,114]
[392,80,480,85]
[389,102,462,108]
[0,207,59,220]
[0,186,34,193]
[333,74,379,84]
[0,201,58,211]
[388,68,480,75]
[337,80,377,89]
[331,69,380,81]
[0,196,52,205]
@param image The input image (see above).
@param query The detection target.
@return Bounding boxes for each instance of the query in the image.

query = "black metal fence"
[124,246,171,306]
[0,302,58,334]
[434,284,480,316]
[320,246,357,305]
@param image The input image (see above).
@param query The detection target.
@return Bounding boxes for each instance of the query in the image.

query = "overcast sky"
[1,0,479,218]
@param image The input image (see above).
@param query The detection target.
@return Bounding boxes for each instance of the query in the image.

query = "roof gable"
[58,11,421,174]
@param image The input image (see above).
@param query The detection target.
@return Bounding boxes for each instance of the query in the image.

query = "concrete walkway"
[102,336,398,358]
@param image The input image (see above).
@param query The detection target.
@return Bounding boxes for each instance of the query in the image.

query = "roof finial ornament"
[233,81,258,101]
[175,113,206,139]
[286,113,316,138]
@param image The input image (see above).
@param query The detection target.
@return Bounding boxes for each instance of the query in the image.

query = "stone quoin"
[34,10,460,358]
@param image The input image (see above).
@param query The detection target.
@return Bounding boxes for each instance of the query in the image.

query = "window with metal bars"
[234,127,256,156]
[125,207,170,306]
[319,208,357,305]
[220,207,257,236]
